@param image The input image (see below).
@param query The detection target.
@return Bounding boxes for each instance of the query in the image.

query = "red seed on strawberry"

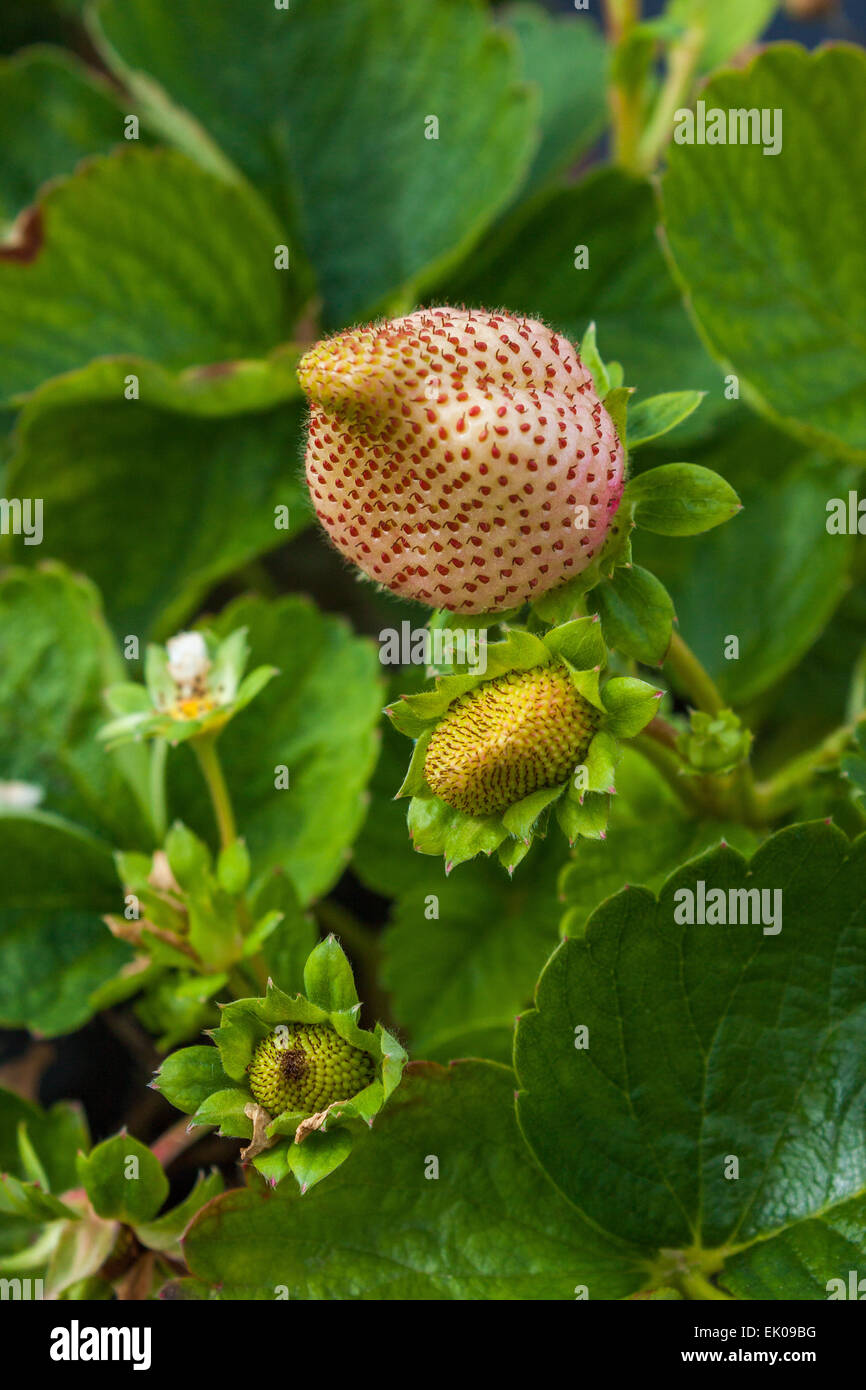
[298,307,624,614]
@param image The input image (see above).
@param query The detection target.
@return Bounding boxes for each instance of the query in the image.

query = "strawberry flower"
[98,626,277,748]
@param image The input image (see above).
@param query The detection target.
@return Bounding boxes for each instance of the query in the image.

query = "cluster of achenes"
[156,937,406,1191]
[388,622,660,871]
[298,306,737,871]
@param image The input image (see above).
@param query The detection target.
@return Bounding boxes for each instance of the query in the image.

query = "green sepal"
[579,322,610,397]
[192,1088,253,1139]
[207,626,249,704]
[104,683,152,716]
[152,1044,234,1113]
[600,677,663,738]
[252,1140,293,1187]
[286,1128,353,1194]
[603,386,632,447]
[165,821,212,890]
[17,1122,51,1191]
[498,836,534,875]
[556,792,610,845]
[303,935,359,1013]
[240,910,283,958]
[624,462,741,536]
[627,391,704,448]
[387,629,551,736]
[145,642,175,710]
[502,783,565,842]
[395,729,433,798]
[589,563,675,665]
[541,614,606,671]
[217,838,251,895]
[581,730,622,796]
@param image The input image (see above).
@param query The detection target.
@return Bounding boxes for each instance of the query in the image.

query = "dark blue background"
[541,0,865,48]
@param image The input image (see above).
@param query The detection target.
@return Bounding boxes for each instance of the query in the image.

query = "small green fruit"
[424,664,600,816]
[247,1023,375,1115]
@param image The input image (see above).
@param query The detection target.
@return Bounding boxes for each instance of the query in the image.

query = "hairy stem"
[193,735,237,850]
[604,0,645,173]
[151,1116,210,1169]
[664,632,727,715]
[753,717,865,820]
[149,738,168,844]
[636,23,705,172]
[677,1269,734,1301]
[635,722,713,815]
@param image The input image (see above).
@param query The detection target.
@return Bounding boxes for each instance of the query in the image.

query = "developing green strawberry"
[248,1023,375,1115]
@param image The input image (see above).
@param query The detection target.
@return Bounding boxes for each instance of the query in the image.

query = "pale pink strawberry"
[297,307,624,614]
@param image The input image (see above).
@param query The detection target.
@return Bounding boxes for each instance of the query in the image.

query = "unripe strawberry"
[247,1023,375,1115]
[298,307,624,613]
[424,664,600,816]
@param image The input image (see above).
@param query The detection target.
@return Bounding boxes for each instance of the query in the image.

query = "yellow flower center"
[169,695,217,721]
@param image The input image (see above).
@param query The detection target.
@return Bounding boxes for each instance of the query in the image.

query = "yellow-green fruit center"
[247,1023,375,1116]
[424,664,599,816]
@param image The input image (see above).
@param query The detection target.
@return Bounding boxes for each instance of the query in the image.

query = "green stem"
[605,0,641,39]
[635,23,705,173]
[677,1270,733,1301]
[193,735,236,850]
[635,726,717,817]
[753,718,865,820]
[665,633,727,715]
[149,738,168,843]
[604,0,645,173]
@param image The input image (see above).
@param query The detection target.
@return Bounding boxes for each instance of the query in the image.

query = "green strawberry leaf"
[169,596,383,904]
[0,49,137,230]
[0,565,151,841]
[636,420,858,704]
[77,1133,168,1225]
[6,371,307,639]
[0,1089,89,1195]
[666,0,777,72]
[0,809,129,1036]
[92,0,537,328]
[662,45,866,463]
[500,3,608,200]
[516,822,866,1296]
[720,1194,866,1300]
[382,836,566,1057]
[0,147,302,405]
[182,1061,649,1299]
[436,167,730,445]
